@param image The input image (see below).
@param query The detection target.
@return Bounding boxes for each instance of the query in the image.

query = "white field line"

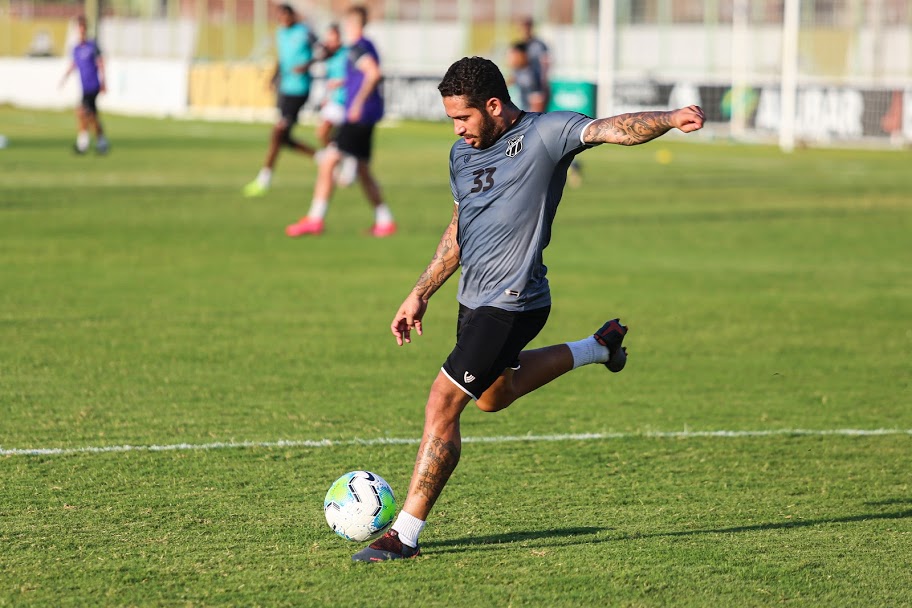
[1,428,910,458]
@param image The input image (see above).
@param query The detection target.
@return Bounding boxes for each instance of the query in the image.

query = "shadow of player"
[423,509,912,554]
[423,526,608,552]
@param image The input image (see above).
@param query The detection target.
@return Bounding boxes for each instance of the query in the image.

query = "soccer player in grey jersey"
[353,57,704,562]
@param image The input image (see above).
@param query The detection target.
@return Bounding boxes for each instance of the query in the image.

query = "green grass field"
[1,106,910,607]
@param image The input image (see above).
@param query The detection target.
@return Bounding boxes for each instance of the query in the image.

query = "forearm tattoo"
[413,211,460,298]
[586,111,674,146]
[414,434,461,503]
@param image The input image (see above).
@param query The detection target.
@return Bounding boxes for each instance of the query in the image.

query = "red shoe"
[370,222,397,238]
[286,217,324,237]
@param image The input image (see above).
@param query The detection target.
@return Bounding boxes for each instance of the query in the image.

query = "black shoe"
[352,529,421,562]
[594,319,629,373]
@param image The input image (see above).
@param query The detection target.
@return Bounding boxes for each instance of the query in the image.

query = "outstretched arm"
[583,105,705,146]
[391,204,460,345]
[96,55,106,93]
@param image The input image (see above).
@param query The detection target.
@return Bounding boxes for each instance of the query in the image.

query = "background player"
[316,23,347,149]
[519,17,550,108]
[352,57,704,562]
[286,6,394,238]
[243,4,317,197]
[60,16,108,155]
[507,41,546,113]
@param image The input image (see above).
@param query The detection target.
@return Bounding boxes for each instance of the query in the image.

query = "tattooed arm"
[583,105,705,146]
[391,203,461,345]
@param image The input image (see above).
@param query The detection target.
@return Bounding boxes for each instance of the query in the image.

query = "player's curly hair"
[438,57,512,110]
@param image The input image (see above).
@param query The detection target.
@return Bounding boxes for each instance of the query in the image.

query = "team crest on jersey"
[505,135,524,158]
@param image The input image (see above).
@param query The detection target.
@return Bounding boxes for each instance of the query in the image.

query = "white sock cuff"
[566,335,609,369]
[391,510,425,548]
[374,203,394,225]
[307,199,329,220]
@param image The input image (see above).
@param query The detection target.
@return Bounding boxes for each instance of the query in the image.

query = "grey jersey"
[449,111,596,312]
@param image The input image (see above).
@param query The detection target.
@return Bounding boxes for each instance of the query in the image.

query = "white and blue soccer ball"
[323,471,397,542]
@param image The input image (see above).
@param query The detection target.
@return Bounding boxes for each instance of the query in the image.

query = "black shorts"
[277,93,309,125]
[442,304,550,400]
[80,92,99,114]
[333,122,375,160]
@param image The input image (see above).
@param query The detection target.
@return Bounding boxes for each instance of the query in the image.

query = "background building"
[2,0,911,147]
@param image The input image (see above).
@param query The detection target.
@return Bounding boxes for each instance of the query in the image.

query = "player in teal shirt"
[276,17,313,97]
[243,4,318,197]
[316,23,347,148]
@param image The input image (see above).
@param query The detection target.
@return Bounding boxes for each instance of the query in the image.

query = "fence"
[1,0,911,147]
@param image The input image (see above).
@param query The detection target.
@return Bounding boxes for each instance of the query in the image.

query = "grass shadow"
[629,509,912,540]
[423,526,607,551]
[863,498,912,507]
[426,511,912,555]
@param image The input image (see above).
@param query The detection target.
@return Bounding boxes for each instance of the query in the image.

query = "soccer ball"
[323,471,397,542]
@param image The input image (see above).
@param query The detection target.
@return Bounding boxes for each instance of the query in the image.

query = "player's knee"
[273,122,291,144]
[425,376,470,422]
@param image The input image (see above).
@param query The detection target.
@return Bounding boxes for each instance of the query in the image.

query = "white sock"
[391,510,425,548]
[256,168,272,188]
[307,198,328,220]
[374,203,394,225]
[76,131,89,152]
[566,335,609,369]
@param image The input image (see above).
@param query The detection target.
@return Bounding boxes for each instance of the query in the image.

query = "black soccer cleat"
[593,318,629,373]
[352,529,421,563]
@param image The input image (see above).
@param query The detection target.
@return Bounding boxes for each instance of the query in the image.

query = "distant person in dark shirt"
[519,17,550,109]
[60,16,108,154]
[508,42,546,113]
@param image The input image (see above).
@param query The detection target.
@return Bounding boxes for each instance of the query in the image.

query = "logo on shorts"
[505,135,524,158]
[464,371,476,384]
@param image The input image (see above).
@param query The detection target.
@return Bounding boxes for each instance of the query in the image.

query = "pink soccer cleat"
[370,222,397,238]
[286,217,324,237]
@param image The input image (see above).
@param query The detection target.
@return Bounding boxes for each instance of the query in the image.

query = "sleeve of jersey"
[536,111,600,162]
[449,145,460,205]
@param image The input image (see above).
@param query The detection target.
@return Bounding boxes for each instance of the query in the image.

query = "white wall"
[0,58,189,116]
[905,87,912,140]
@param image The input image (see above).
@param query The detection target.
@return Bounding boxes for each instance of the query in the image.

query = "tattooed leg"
[401,372,472,520]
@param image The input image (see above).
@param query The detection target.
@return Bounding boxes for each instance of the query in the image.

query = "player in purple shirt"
[286,5,396,238]
[60,16,108,154]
